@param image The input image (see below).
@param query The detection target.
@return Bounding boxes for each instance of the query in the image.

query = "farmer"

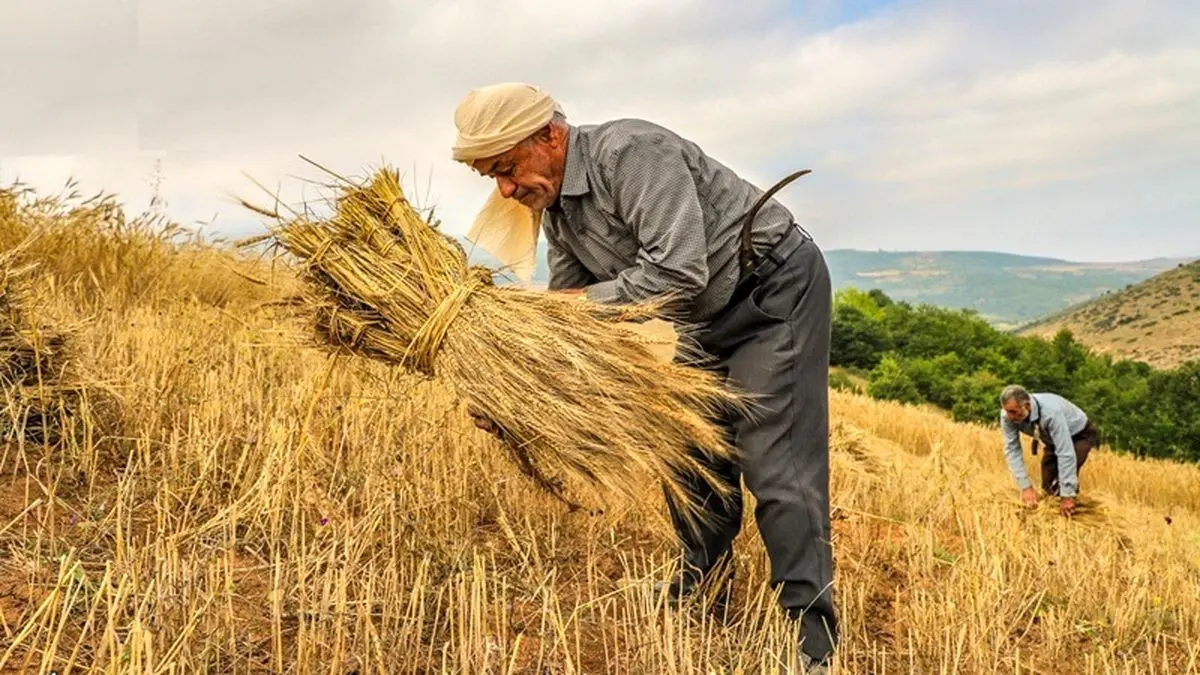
[450,82,838,671]
[999,385,1102,516]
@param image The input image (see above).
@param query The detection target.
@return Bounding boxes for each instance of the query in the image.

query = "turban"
[450,83,679,362]
[451,83,561,286]
[451,82,562,162]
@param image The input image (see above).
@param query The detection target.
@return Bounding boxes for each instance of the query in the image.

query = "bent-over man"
[450,82,838,671]
[1000,385,1102,516]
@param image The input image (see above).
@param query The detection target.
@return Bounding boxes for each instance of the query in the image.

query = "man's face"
[471,125,566,212]
[1002,399,1030,423]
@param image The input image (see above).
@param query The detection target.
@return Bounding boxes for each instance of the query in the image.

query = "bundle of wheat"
[0,243,89,445]
[241,163,746,528]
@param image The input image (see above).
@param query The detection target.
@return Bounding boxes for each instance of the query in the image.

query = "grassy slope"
[1019,260,1200,369]
[0,186,1198,673]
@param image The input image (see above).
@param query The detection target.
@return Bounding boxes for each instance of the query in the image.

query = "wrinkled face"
[471,124,567,212]
[1002,399,1031,423]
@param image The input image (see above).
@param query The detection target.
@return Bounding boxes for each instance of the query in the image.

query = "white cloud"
[0,0,1197,259]
[869,48,1200,189]
[0,1,137,154]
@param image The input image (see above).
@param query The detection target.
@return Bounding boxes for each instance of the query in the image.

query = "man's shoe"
[652,568,734,621]
[652,572,699,606]
[797,652,830,674]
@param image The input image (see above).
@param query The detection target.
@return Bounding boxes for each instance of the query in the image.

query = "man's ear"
[536,123,561,147]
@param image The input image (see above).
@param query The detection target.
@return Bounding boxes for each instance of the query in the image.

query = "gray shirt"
[541,119,796,323]
[1001,393,1090,497]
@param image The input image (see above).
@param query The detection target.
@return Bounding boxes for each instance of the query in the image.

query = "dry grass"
[0,180,1197,673]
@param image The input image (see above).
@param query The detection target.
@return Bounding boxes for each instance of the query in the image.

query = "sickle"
[739,169,812,278]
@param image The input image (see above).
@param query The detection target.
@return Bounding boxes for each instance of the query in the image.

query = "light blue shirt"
[1001,393,1089,498]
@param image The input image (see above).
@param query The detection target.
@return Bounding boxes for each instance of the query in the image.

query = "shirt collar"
[1028,396,1041,424]
[558,125,590,198]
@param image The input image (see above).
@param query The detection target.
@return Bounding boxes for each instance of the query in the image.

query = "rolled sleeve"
[586,135,709,311]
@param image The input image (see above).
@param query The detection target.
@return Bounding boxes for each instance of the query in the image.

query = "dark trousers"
[1041,420,1100,496]
[664,229,837,662]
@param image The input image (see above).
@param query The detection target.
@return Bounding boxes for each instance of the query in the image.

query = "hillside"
[467,241,1188,329]
[1,184,1199,673]
[1019,259,1200,368]
[822,250,1193,329]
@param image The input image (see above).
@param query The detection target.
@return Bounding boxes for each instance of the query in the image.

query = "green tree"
[831,302,893,370]
[868,354,923,405]
[963,346,1016,382]
[1012,337,1072,397]
[1142,362,1200,462]
[904,353,967,409]
[836,287,889,318]
[883,303,998,361]
[950,370,1007,423]
[1052,329,1088,378]
[867,288,894,308]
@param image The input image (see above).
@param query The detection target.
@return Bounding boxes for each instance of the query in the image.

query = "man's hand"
[467,403,507,442]
[1059,497,1077,516]
[1021,487,1038,508]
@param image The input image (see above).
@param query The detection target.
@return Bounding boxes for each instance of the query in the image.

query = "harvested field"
[0,181,1198,673]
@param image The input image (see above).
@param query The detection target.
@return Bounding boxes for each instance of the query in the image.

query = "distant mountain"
[822,250,1193,329]
[458,237,1191,329]
[1018,259,1200,368]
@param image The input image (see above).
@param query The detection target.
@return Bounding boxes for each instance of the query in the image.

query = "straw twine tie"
[405,269,491,375]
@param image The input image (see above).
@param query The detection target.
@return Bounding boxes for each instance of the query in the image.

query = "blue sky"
[0,0,1197,262]
[799,0,902,24]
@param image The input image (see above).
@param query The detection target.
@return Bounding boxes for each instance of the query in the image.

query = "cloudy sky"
[2,0,1198,262]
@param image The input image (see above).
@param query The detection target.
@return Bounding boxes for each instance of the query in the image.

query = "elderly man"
[451,82,837,670]
[999,385,1102,516]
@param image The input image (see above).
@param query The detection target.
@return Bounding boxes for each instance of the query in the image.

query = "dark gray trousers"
[665,232,837,662]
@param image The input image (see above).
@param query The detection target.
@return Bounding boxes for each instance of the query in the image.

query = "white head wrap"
[452,83,562,285]
[452,82,562,162]
[450,83,678,362]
